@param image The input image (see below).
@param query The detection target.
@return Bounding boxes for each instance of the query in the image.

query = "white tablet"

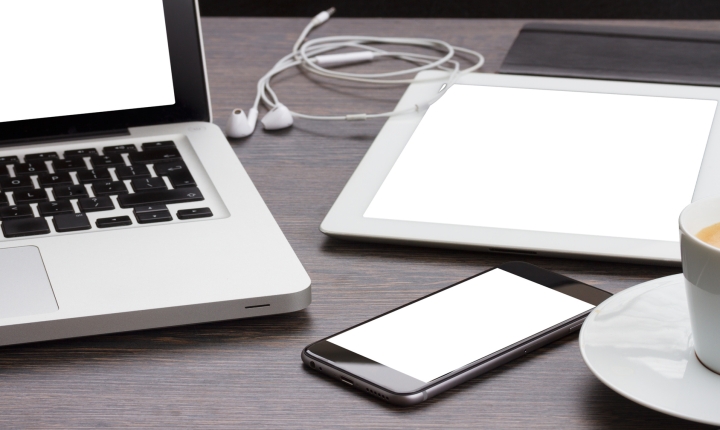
[321,71,720,264]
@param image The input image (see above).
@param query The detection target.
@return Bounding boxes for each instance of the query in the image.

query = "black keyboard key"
[117,187,203,208]
[13,189,48,204]
[90,154,125,168]
[53,213,91,232]
[25,152,59,161]
[96,215,132,228]
[0,176,34,191]
[92,181,128,196]
[131,177,166,192]
[115,164,150,180]
[78,196,114,212]
[152,161,187,176]
[2,217,50,238]
[0,165,9,178]
[166,171,196,188]
[64,148,98,158]
[14,162,49,176]
[53,158,87,172]
[0,205,33,220]
[135,209,172,224]
[38,200,74,216]
[0,193,8,206]
[134,204,167,214]
[53,185,88,200]
[38,172,73,187]
[177,207,213,220]
[76,168,111,183]
[129,148,182,164]
[103,144,137,154]
[141,141,176,150]
[0,156,19,165]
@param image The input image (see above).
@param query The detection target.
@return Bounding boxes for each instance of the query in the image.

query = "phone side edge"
[300,310,587,406]
[424,313,585,400]
[301,347,427,406]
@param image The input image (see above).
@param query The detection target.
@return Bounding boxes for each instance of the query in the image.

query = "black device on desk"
[302,262,611,406]
[499,22,720,86]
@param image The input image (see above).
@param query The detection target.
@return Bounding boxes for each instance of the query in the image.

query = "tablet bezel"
[320,71,720,265]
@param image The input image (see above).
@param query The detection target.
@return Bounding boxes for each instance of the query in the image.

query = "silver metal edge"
[0,284,311,347]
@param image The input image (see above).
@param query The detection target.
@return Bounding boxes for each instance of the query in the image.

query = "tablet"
[321,71,720,264]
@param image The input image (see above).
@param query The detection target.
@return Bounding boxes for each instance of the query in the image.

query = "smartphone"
[302,262,612,406]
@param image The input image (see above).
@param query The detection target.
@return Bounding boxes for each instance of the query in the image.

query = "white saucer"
[580,274,720,426]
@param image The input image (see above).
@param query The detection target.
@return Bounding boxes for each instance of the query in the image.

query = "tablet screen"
[364,84,717,242]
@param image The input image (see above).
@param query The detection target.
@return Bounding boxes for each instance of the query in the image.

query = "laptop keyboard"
[0,140,214,238]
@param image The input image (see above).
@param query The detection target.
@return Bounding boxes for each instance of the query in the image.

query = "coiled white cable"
[226,8,485,137]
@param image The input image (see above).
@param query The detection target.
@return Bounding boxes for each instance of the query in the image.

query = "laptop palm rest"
[0,246,58,320]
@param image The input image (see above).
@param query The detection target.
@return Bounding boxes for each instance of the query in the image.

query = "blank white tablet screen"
[364,85,717,242]
[0,0,174,123]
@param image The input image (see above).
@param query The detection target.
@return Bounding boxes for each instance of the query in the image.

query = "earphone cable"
[257,9,483,116]
[226,8,485,138]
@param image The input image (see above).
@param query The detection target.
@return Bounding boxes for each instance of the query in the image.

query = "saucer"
[580,274,720,426]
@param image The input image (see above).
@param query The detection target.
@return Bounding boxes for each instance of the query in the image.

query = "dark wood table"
[2,17,718,428]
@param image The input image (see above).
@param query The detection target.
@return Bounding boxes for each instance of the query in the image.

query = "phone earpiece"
[261,103,293,130]
[225,107,258,138]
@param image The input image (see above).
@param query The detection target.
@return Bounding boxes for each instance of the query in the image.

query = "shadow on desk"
[0,310,312,372]
[319,236,680,289]
[301,334,711,428]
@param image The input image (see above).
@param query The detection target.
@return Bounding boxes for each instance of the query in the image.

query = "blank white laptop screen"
[364,84,717,242]
[0,0,174,123]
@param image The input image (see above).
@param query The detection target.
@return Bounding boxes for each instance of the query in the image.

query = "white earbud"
[261,103,293,130]
[223,8,484,139]
[225,107,258,138]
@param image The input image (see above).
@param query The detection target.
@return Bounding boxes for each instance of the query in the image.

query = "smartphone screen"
[306,263,609,399]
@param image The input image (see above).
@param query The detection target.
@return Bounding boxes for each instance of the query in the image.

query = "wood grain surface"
[1,18,719,429]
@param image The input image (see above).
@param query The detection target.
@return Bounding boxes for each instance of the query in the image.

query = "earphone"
[226,8,485,138]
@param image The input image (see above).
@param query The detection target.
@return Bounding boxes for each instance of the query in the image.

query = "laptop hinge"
[0,129,130,147]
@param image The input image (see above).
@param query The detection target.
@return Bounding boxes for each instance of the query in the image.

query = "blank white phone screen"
[0,0,175,123]
[328,269,594,383]
[364,84,717,242]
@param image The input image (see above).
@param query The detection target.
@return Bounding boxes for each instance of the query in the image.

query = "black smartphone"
[302,262,612,406]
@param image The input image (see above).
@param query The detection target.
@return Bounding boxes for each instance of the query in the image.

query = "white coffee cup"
[680,197,720,374]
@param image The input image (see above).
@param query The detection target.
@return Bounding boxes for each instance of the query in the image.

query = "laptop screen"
[0,0,175,124]
[0,0,208,143]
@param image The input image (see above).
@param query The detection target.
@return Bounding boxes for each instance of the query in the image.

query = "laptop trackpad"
[0,246,58,319]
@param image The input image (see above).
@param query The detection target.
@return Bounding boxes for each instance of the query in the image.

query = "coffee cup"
[680,197,720,374]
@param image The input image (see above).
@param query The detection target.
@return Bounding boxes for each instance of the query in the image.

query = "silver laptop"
[0,0,311,346]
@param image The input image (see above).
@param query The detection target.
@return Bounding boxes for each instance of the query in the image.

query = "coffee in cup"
[680,197,720,374]
[696,221,720,248]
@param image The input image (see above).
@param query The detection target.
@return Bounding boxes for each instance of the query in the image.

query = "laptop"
[0,0,311,346]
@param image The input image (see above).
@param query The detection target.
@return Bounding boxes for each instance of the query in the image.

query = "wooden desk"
[1,18,717,428]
